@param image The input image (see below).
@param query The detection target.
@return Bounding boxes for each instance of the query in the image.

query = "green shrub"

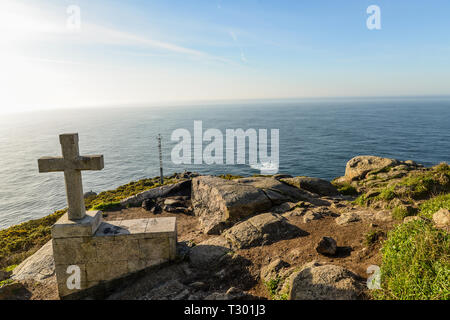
[353,194,368,206]
[264,277,281,298]
[376,185,396,201]
[92,201,121,211]
[0,209,66,269]
[419,194,450,219]
[336,183,358,196]
[392,205,416,220]
[373,220,449,300]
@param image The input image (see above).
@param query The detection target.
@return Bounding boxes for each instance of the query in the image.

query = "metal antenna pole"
[158,134,164,185]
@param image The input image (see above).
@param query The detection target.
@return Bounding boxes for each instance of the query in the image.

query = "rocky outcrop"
[191,176,310,234]
[281,176,339,196]
[223,213,305,249]
[121,180,191,207]
[191,176,272,234]
[287,261,364,300]
[344,156,399,181]
[11,240,55,282]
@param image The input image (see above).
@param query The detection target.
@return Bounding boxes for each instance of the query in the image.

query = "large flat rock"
[191,176,272,234]
[12,240,55,282]
[191,176,312,234]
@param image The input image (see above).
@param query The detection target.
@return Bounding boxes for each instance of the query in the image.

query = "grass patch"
[392,205,416,220]
[85,176,181,209]
[336,182,358,196]
[419,194,450,219]
[91,201,121,211]
[0,174,184,270]
[395,163,450,199]
[264,277,281,298]
[353,194,368,206]
[375,185,396,201]
[3,265,18,272]
[0,209,66,269]
[373,220,449,300]
[368,166,393,176]
[0,279,14,288]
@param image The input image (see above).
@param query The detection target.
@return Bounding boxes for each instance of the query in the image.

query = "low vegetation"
[354,163,450,207]
[391,205,416,220]
[334,182,358,196]
[373,220,449,300]
[0,209,66,270]
[364,230,385,246]
[264,277,288,300]
[419,193,450,219]
[0,175,183,271]
[85,176,181,210]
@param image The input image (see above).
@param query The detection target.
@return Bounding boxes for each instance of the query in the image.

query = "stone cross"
[38,133,104,220]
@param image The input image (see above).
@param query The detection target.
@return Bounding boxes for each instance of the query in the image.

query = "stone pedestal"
[52,212,177,299]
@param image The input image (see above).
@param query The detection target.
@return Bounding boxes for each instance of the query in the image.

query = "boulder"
[83,190,97,198]
[191,176,273,234]
[345,156,399,181]
[288,261,364,300]
[335,212,361,225]
[433,208,450,228]
[281,176,339,196]
[189,236,232,269]
[223,213,304,249]
[260,259,290,283]
[11,240,55,282]
[315,237,337,255]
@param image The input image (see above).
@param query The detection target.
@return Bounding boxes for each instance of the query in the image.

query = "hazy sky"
[1,0,450,113]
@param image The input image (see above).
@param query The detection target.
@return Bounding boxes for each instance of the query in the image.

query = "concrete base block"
[53,216,177,299]
[52,210,103,239]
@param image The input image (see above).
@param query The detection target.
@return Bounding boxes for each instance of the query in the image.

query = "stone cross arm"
[38,155,104,172]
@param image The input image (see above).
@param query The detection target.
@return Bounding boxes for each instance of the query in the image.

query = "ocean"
[0,97,449,229]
